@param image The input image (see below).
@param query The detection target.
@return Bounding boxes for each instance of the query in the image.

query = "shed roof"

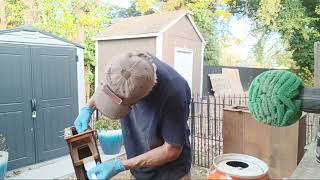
[96,10,205,42]
[0,25,84,48]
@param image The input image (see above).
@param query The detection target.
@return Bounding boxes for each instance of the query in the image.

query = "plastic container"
[208,153,269,180]
[0,151,8,180]
[98,130,123,155]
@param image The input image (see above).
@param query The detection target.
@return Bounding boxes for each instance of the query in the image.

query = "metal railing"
[189,94,315,168]
[87,94,316,168]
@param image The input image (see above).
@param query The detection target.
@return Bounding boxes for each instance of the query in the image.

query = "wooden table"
[290,143,320,179]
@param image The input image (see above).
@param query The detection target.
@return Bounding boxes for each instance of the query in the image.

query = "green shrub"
[94,117,121,131]
[298,67,314,88]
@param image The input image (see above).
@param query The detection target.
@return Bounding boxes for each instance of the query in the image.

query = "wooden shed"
[95,10,205,95]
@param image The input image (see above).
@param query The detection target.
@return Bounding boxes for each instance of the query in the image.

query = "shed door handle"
[31,98,37,111]
[31,98,37,118]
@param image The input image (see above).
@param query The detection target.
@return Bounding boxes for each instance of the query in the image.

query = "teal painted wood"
[0,44,79,170]
[31,46,78,163]
[0,44,36,170]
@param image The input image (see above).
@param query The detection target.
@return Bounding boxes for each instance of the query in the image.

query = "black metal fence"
[189,94,315,168]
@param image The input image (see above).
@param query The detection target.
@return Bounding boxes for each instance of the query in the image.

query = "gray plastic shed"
[0,26,85,170]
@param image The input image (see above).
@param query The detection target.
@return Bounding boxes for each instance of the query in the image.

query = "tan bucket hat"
[92,52,157,119]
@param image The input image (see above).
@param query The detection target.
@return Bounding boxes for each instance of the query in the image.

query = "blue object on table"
[74,107,93,133]
[0,152,8,180]
[98,130,123,155]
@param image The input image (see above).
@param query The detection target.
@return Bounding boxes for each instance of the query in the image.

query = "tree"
[224,0,319,86]
[3,0,26,28]
[110,3,141,19]
[227,0,320,72]
[0,0,111,95]
[36,0,111,94]
[249,28,295,68]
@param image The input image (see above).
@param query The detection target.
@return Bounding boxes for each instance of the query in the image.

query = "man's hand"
[74,107,93,133]
[122,142,182,170]
[87,160,125,180]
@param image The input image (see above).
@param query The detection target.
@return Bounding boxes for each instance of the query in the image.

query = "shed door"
[174,48,193,89]
[32,47,78,162]
[0,44,35,169]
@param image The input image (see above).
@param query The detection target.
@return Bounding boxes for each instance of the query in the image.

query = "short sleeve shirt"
[120,55,192,180]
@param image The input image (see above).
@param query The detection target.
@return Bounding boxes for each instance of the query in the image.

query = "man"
[74,52,191,180]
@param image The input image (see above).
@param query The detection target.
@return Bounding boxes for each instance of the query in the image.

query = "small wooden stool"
[64,127,101,180]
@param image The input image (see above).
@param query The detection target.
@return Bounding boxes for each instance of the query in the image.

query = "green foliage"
[251,30,296,68]
[0,134,7,152]
[316,5,320,15]
[110,3,141,19]
[136,0,158,14]
[258,0,281,28]
[226,0,320,77]
[94,117,121,131]
[298,67,314,87]
[34,0,111,93]
[186,1,220,65]
[5,0,26,28]
[83,37,96,95]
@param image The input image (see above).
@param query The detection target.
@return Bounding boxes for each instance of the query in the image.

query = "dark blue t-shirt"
[120,55,191,180]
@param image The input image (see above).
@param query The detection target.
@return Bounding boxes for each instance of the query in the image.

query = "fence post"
[314,42,320,141]
[190,97,195,165]
[200,96,203,166]
[214,96,217,156]
[207,96,210,167]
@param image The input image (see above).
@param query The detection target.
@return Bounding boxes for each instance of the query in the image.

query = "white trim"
[0,41,75,48]
[94,33,159,41]
[156,34,163,60]
[95,41,99,90]
[174,47,194,93]
[186,14,206,44]
[175,47,193,53]
[76,48,85,113]
[200,43,205,97]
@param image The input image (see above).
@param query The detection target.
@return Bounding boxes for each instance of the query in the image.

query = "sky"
[108,0,131,8]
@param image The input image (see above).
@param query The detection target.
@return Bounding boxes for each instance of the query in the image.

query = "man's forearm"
[122,142,182,170]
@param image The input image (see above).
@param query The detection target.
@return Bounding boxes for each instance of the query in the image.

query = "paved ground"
[6,146,126,179]
[60,154,209,179]
[6,145,208,179]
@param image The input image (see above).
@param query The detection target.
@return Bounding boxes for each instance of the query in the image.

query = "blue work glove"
[74,107,93,133]
[87,160,126,180]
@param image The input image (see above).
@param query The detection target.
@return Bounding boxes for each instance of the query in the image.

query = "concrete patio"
[6,146,125,179]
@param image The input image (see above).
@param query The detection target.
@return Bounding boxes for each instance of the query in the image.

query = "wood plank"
[223,108,244,153]
[74,154,100,166]
[223,107,306,179]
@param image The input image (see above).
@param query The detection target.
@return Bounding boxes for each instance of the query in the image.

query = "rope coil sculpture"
[248,70,304,127]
